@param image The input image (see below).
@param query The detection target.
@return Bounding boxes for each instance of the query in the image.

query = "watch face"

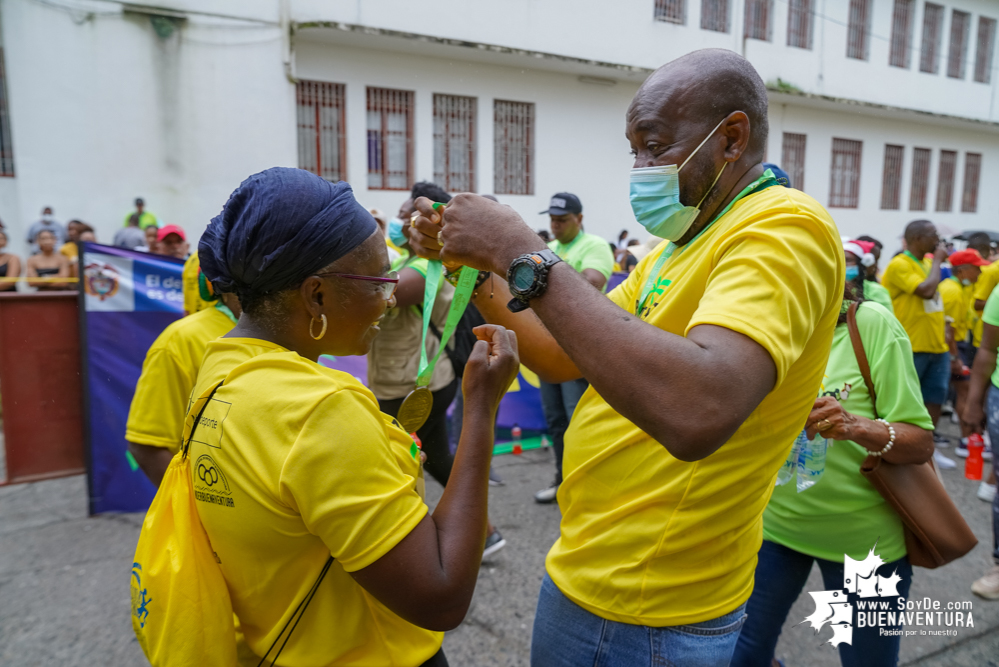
[512,262,535,291]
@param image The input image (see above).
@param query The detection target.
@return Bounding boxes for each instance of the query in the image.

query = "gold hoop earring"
[309,314,327,340]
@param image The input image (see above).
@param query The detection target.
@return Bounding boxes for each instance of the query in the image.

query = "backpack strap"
[181,381,224,459]
[846,302,878,419]
[257,556,334,666]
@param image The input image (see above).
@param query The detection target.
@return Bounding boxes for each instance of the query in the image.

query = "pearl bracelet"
[869,418,895,457]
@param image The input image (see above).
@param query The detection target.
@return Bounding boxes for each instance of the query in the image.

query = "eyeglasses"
[316,270,400,300]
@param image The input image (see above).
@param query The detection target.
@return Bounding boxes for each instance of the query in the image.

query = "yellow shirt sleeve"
[125,347,194,451]
[940,280,963,328]
[279,389,428,573]
[882,258,923,298]
[974,263,999,304]
[686,215,840,386]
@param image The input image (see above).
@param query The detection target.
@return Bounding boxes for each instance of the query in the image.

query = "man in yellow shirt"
[882,222,950,444]
[126,292,241,485]
[972,232,999,348]
[407,49,842,662]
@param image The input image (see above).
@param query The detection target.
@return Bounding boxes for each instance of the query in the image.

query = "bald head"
[904,219,935,244]
[629,49,769,159]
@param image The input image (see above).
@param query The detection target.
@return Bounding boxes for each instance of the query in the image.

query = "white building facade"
[1,0,998,253]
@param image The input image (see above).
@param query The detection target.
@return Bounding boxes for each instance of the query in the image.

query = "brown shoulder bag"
[846,302,977,568]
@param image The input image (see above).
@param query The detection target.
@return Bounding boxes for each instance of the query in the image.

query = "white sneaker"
[971,565,999,600]
[978,481,997,503]
[933,450,957,470]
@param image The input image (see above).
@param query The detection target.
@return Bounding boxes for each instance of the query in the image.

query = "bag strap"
[846,302,879,419]
[181,381,224,458]
[257,555,334,667]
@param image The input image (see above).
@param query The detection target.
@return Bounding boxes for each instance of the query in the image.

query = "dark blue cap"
[763,163,792,188]
[540,192,582,215]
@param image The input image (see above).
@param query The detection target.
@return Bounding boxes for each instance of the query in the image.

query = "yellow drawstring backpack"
[131,382,238,666]
[131,380,335,666]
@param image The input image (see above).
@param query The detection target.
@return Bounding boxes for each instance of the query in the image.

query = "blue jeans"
[539,378,589,484]
[986,385,999,563]
[532,574,747,667]
[732,540,913,667]
[912,351,950,405]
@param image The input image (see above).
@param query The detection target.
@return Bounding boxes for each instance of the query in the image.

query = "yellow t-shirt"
[972,261,999,347]
[881,253,947,353]
[125,306,235,451]
[188,337,441,666]
[60,241,78,261]
[939,277,973,344]
[182,251,214,315]
[545,185,843,626]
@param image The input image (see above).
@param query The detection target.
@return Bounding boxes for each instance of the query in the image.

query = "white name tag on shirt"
[924,293,944,313]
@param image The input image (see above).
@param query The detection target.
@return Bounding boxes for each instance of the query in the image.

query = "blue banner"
[81,243,185,514]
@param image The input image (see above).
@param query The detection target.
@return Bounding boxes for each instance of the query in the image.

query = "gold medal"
[397,386,433,433]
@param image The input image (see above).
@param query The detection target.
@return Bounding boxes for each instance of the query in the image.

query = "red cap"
[156,224,186,242]
[949,249,989,267]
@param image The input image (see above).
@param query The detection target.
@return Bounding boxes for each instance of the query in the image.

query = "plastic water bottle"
[796,429,828,492]
[966,433,985,480]
[776,435,801,487]
[541,434,550,449]
[512,424,522,455]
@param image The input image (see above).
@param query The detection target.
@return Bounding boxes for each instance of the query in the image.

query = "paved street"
[1,418,997,666]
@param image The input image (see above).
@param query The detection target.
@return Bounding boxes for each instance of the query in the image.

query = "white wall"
[295,38,642,242]
[0,0,295,252]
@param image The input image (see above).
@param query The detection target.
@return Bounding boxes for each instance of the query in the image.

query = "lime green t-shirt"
[763,301,934,563]
[548,231,614,292]
[981,287,999,389]
[863,280,894,315]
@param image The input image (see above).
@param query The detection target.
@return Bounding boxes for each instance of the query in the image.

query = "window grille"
[974,17,997,83]
[909,147,931,210]
[935,150,957,212]
[962,152,982,213]
[880,145,904,210]
[494,100,534,196]
[786,0,813,49]
[433,94,476,193]
[0,50,13,178]
[829,138,863,209]
[947,10,971,79]
[654,0,686,24]
[920,3,944,74]
[701,0,729,32]
[781,133,806,191]
[367,87,414,191]
[296,81,346,182]
[744,0,772,41]
[847,0,872,60]
[889,0,915,68]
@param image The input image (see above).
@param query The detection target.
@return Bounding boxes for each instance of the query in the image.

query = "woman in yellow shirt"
[192,167,519,666]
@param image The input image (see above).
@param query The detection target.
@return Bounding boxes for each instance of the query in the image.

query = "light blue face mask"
[387,217,408,247]
[629,117,729,242]
[962,278,973,286]
[845,266,860,281]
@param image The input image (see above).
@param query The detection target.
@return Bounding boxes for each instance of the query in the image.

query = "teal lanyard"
[634,169,779,316]
[415,261,477,387]
[903,250,930,278]
[214,301,238,324]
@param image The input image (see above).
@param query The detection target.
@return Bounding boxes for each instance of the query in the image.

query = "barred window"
[787,0,813,50]
[962,153,982,213]
[701,0,730,32]
[947,10,972,79]
[935,150,957,212]
[889,0,915,68]
[433,94,476,193]
[974,17,997,83]
[0,49,13,178]
[880,145,905,210]
[920,3,944,74]
[744,0,772,41]
[296,81,346,182]
[781,133,806,191]
[494,100,534,196]
[909,147,931,210]
[367,87,414,191]
[654,0,685,24]
[847,0,872,60]
[829,138,863,209]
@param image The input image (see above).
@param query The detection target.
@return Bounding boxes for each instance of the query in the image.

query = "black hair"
[967,232,992,256]
[904,219,934,244]
[411,181,451,205]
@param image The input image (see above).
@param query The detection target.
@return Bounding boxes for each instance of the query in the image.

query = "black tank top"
[36,267,60,277]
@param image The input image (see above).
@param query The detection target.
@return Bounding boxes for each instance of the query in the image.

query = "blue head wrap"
[199,168,377,305]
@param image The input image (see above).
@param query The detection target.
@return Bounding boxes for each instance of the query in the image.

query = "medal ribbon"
[415,261,478,388]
